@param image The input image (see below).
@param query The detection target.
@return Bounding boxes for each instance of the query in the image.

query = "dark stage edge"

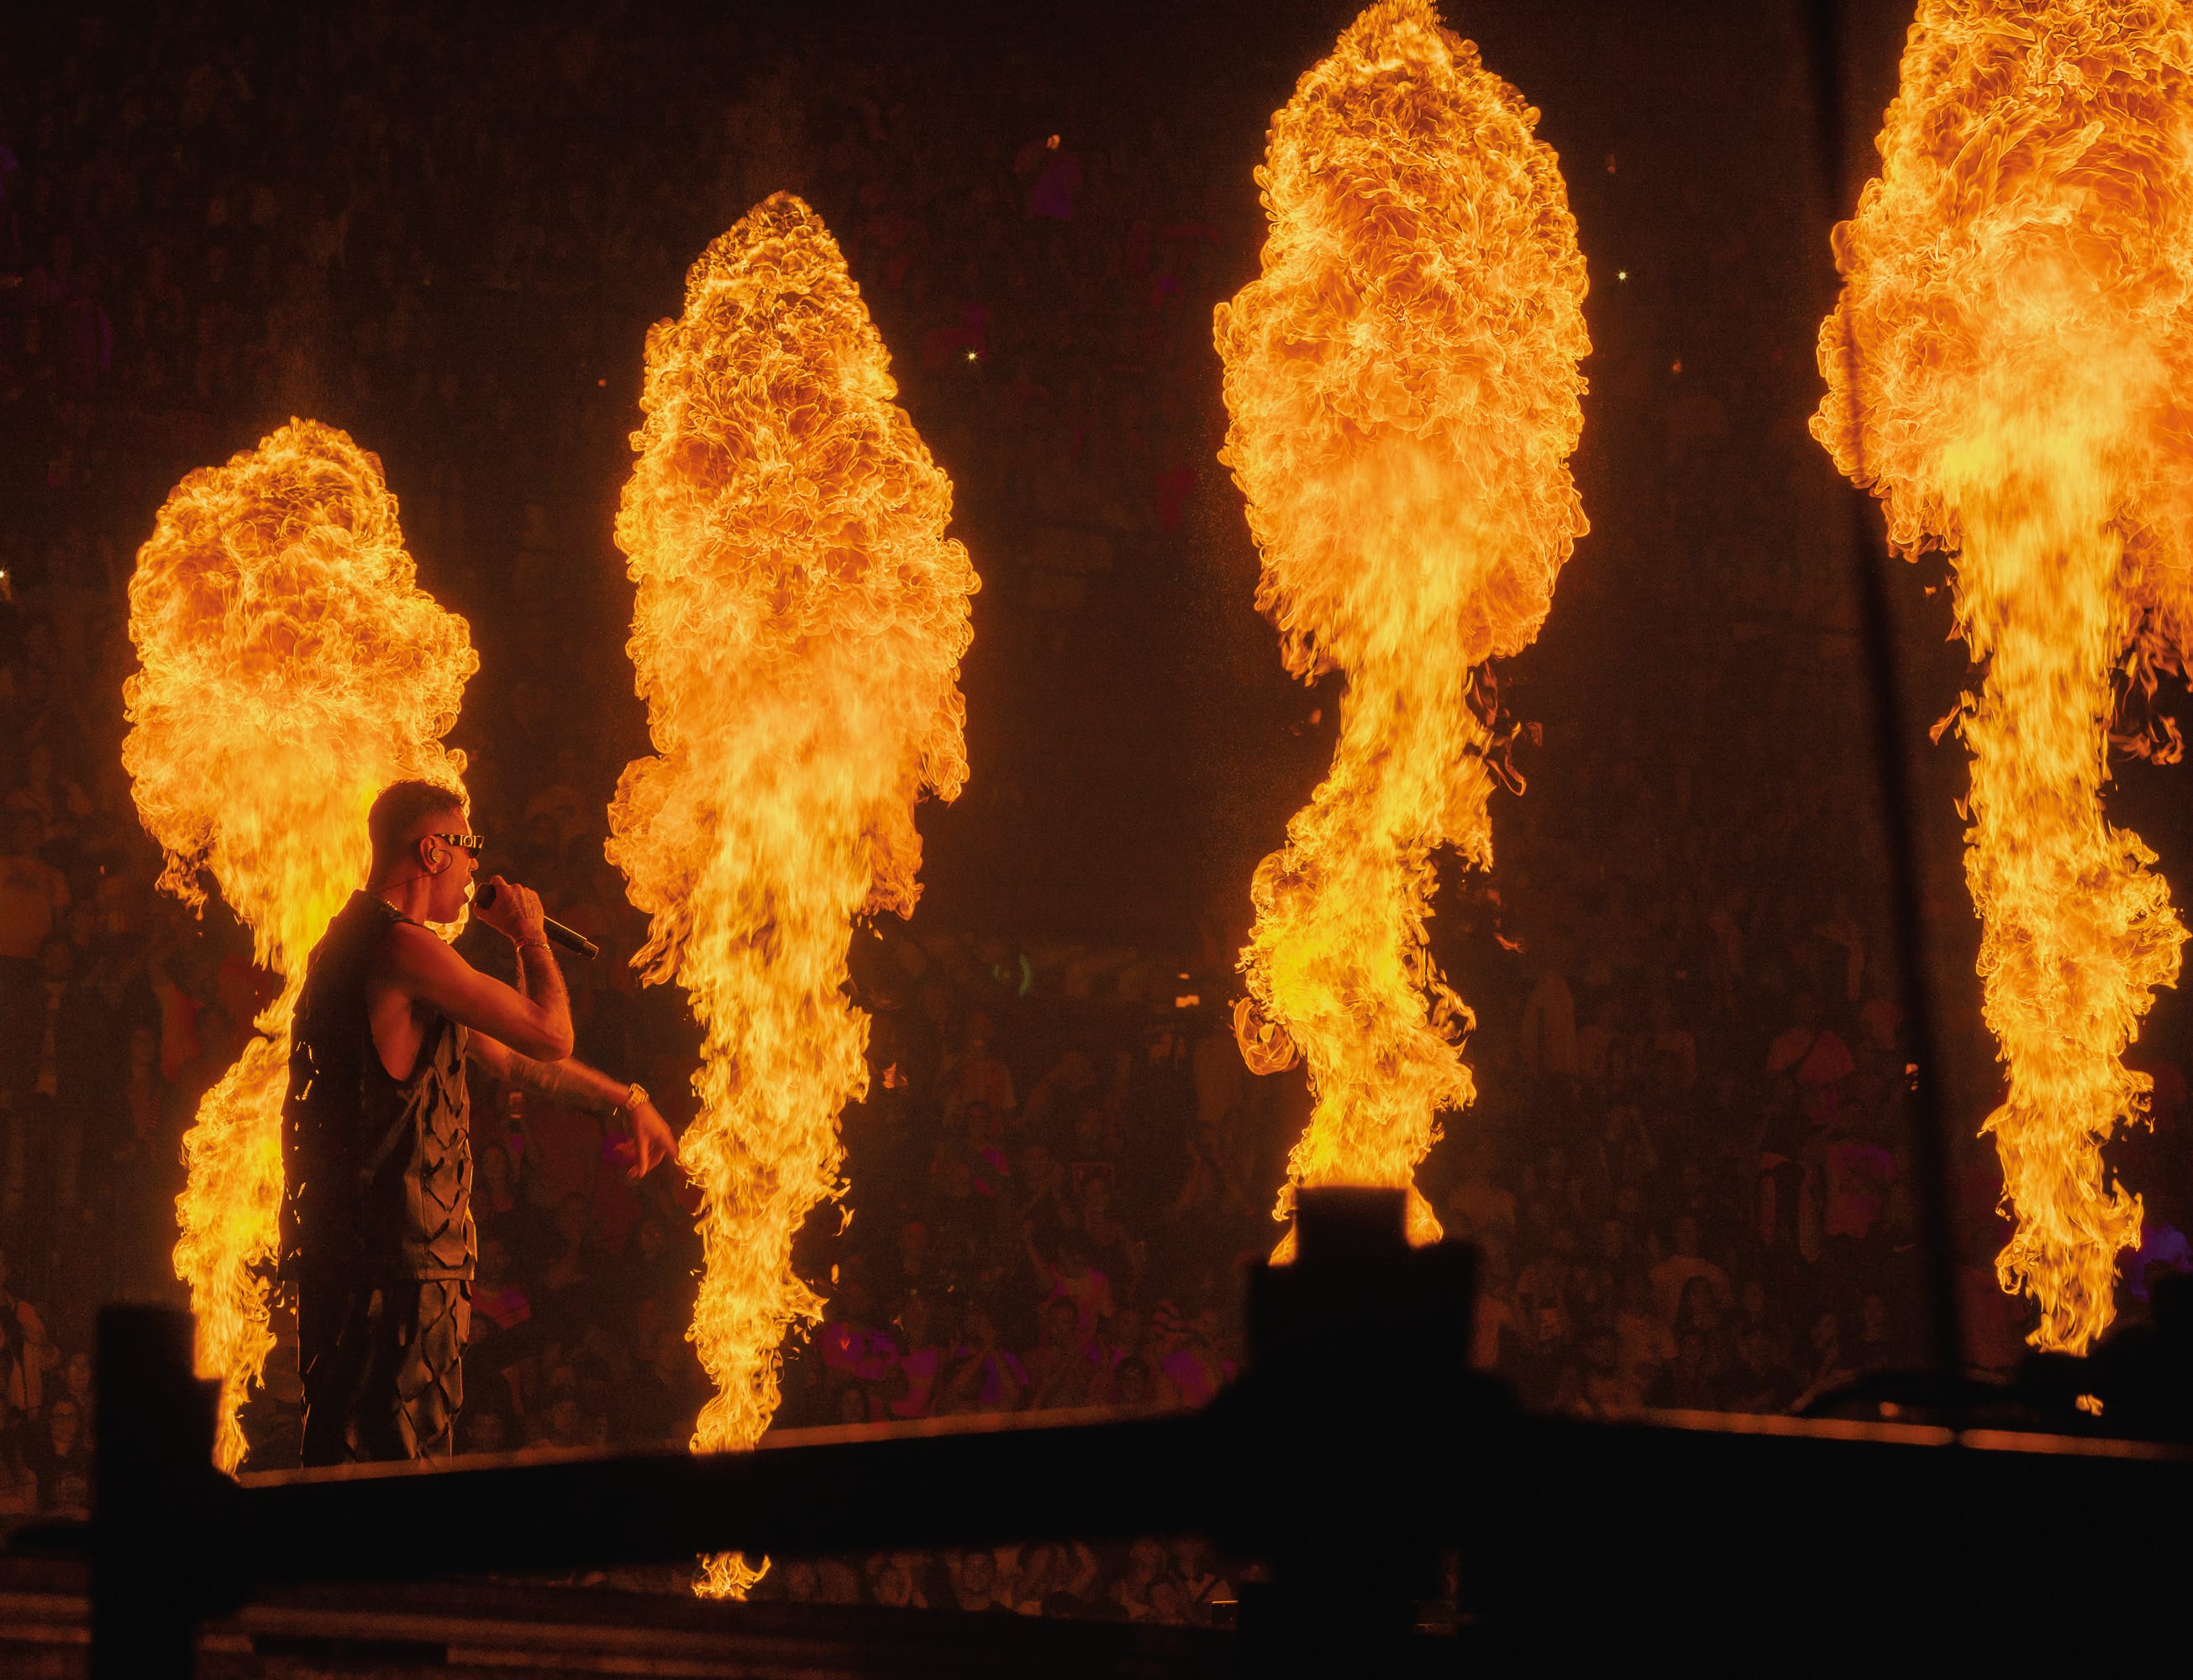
[0,1554,1235,1678]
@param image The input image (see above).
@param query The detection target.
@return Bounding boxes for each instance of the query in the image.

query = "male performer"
[281,779,678,1465]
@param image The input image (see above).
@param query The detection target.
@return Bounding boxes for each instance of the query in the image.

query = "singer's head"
[366,778,478,921]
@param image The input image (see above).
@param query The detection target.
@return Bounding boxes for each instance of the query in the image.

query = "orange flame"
[607,193,976,1595]
[1214,0,1589,1251]
[124,419,475,1467]
[1816,0,2193,1352]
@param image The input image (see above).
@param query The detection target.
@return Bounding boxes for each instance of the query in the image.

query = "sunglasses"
[431,832,487,856]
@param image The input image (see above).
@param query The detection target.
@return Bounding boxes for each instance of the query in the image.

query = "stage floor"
[0,1554,1232,1678]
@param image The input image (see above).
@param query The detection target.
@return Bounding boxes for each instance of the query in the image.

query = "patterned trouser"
[298,1277,470,1467]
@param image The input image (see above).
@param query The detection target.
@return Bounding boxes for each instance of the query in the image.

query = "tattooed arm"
[376,874,573,1062]
[512,931,571,1031]
[470,1032,678,1179]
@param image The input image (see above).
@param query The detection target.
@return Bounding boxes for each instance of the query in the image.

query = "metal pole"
[1798,0,1969,1403]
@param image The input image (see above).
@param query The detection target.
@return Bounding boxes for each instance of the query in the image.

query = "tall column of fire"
[608,193,977,1596]
[1214,0,1590,1247]
[1815,1,2193,1354]
[124,420,476,1467]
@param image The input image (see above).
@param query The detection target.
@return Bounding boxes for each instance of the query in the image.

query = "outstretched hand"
[628,1098,678,1180]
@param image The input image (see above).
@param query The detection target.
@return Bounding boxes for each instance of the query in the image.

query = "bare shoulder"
[371,917,467,991]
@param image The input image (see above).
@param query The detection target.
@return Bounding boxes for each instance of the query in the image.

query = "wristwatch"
[621,1082,649,1118]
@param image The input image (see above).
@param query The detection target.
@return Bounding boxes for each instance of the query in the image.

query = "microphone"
[475,881,599,962]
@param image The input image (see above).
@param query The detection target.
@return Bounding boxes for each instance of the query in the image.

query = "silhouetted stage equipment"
[60,1188,2193,1676]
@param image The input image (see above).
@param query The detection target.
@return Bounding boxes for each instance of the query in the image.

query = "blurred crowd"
[6,0,2193,1629]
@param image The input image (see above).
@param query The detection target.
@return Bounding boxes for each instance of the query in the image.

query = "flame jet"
[1214,0,1590,1248]
[1816,1,2193,1354]
[608,193,977,1597]
[124,420,476,1468]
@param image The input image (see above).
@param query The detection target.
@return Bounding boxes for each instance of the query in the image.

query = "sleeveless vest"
[281,892,475,1281]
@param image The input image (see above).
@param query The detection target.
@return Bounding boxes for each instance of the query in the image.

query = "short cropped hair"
[367,780,465,869]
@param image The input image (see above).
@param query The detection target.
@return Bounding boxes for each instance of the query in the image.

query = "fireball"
[608,193,976,1594]
[125,419,475,1467]
[1214,0,1590,1249]
[1815,0,2193,1352]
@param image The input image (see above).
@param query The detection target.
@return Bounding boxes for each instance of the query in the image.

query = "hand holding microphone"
[475,876,599,961]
